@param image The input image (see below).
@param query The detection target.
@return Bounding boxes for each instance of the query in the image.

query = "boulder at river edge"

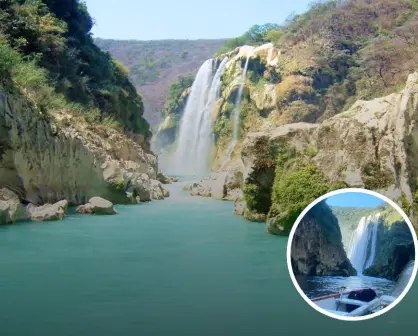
[0,188,28,224]
[26,200,69,222]
[76,197,117,215]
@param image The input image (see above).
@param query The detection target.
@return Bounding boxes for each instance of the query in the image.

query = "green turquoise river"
[0,181,417,335]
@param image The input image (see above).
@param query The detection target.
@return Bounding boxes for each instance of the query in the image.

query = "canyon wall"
[291,201,356,276]
[0,89,169,207]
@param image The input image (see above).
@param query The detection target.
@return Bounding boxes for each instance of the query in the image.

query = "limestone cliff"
[291,201,356,277]
[0,89,169,208]
[241,72,418,233]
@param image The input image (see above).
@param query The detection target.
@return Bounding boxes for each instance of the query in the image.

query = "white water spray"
[347,213,381,274]
[222,56,250,167]
[171,58,228,176]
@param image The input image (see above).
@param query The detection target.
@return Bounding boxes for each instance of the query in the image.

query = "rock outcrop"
[0,188,27,224]
[187,164,244,201]
[291,201,357,277]
[152,87,191,151]
[26,200,68,221]
[364,242,415,281]
[0,89,170,212]
[76,197,117,215]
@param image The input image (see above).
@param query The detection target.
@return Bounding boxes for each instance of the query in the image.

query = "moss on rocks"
[242,136,278,216]
[361,161,394,190]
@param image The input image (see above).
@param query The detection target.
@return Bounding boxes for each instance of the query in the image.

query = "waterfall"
[221,56,250,167]
[171,58,228,176]
[364,214,380,269]
[347,213,381,274]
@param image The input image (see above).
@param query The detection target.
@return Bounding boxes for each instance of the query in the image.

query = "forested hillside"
[95,38,225,128]
[0,0,150,137]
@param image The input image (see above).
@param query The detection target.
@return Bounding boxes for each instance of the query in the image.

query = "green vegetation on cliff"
[268,149,347,235]
[243,139,348,235]
[215,23,281,56]
[164,74,194,117]
[0,0,150,137]
[152,74,194,151]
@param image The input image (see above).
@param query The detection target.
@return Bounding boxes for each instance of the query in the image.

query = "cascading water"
[347,213,381,274]
[222,56,250,167]
[171,58,228,177]
[364,214,380,269]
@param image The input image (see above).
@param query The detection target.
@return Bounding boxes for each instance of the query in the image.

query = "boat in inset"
[312,261,414,317]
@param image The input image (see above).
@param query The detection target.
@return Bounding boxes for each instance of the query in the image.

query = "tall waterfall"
[347,213,381,274]
[222,56,250,166]
[171,58,228,176]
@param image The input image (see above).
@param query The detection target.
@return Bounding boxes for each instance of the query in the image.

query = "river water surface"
[0,181,417,335]
[298,275,395,299]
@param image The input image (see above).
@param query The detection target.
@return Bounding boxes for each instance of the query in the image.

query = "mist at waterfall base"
[166,57,228,177]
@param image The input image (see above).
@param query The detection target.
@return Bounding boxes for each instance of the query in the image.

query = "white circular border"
[286,188,418,322]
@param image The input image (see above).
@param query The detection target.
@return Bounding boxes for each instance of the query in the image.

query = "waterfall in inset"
[365,214,380,269]
[347,213,381,274]
[171,57,228,176]
[222,56,250,167]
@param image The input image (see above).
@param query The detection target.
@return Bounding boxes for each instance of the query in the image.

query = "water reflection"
[297,275,395,299]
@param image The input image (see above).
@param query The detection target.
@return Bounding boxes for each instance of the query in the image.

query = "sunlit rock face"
[0,89,169,206]
[240,73,418,229]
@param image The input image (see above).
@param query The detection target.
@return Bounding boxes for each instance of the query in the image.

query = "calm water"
[0,181,417,335]
[298,275,395,299]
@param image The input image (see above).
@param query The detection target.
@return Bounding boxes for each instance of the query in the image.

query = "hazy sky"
[326,193,386,208]
[85,0,314,40]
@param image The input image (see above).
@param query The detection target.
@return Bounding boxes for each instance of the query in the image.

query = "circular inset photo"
[287,188,418,321]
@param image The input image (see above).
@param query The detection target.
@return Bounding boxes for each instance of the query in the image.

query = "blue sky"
[325,193,386,208]
[85,0,314,40]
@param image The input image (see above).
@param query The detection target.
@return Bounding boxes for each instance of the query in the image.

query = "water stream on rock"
[171,58,228,177]
[221,56,250,168]
[347,213,381,274]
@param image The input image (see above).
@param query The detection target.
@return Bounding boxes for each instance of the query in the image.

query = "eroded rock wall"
[291,201,356,276]
[0,89,169,206]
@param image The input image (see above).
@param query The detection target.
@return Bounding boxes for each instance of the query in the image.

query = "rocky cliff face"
[291,201,356,277]
[241,72,418,233]
[0,89,169,208]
